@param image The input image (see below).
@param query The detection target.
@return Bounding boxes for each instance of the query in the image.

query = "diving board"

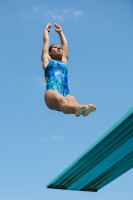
[47,107,133,192]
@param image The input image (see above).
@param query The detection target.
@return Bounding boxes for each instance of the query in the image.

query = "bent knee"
[59,97,67,105]
[65,95,77,103]
[71,96,77,101]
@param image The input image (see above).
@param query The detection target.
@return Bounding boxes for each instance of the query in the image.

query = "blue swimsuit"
[45,59,70,96]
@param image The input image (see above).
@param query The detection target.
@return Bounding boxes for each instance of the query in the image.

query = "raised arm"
[54,23,69,63]
[41,23,52,70]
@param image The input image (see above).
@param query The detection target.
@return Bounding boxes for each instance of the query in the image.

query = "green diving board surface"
[47,107,133,192]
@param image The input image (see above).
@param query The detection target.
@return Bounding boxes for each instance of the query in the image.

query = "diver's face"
[50,44,63,56]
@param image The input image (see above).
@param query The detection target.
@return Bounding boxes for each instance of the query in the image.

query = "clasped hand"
[46,23,62,33]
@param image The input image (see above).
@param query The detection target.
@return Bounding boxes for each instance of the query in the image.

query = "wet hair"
[41,44,60,62]
[49,44,60,52]
[49,44,55,52]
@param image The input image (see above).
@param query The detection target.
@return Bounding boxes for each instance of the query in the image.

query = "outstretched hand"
[45,23,52,32]
[54,23,62,33]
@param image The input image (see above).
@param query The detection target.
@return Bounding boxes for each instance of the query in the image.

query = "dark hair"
[49,44,54,52]
[49,44,60,52]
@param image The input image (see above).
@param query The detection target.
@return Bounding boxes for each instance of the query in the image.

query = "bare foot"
[82,104,96,117]
[75,106,86,117]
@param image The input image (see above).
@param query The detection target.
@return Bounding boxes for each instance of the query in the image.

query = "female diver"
[41,23,96,117]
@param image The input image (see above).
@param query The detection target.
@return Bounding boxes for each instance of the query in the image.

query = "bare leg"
[65,95,82,116]
[65,95,79,105]
[65,95,96,117]
[45,90,86,116]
